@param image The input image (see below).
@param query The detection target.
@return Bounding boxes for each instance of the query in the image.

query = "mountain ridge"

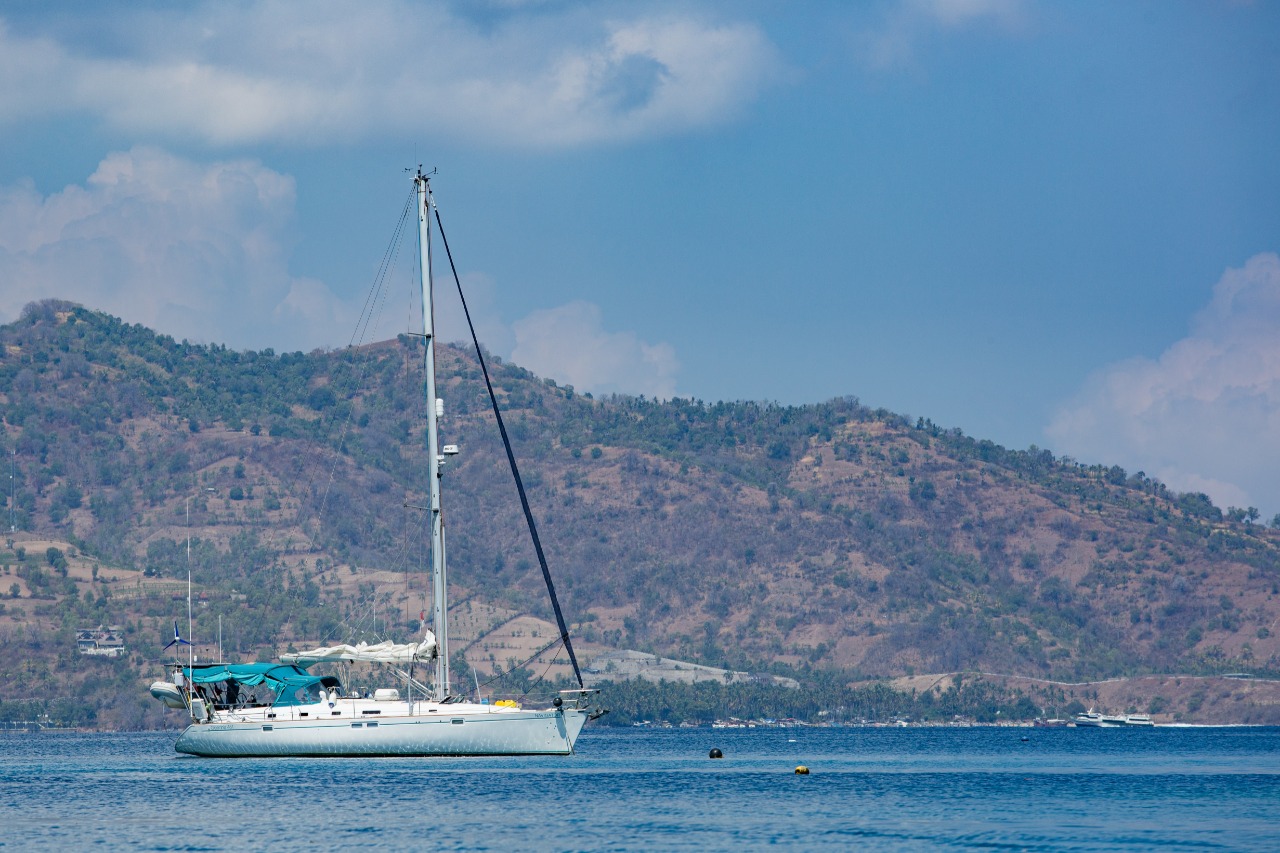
[2,299,1279,727]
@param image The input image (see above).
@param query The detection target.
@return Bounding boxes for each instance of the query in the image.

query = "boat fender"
[795,766,810,775]
[709,748,723,759]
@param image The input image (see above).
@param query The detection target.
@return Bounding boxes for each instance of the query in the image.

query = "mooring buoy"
[795,765,810,775]
[709,748,723,759]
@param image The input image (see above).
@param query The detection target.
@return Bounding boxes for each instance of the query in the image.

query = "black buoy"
[709,748,723,759]
[553,697,563,707]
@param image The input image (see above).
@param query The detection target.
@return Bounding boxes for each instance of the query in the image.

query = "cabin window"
[451,718,464,725]
[351,723,363,728]
[367,722,379,728]
[262,725,273,731]
[361,709,381,715]
[267,713,276,719]
[300,712,308,717]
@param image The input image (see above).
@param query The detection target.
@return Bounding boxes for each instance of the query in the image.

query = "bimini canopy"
[183,663,336,707]
[279,634,437,665]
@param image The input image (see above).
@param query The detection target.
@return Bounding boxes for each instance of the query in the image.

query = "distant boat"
[1072,709,1155,728]
[1073,709,1116,727]
[149,171,600,756]
[1033,718,1070,728]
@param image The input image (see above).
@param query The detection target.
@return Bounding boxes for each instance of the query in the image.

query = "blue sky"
[1,1,1278,517]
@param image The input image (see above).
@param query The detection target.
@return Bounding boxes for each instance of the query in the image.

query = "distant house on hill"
[77,625,125,657]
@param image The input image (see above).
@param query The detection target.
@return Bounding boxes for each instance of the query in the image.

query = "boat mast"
[186,497,193,676]
[415,170,450,701]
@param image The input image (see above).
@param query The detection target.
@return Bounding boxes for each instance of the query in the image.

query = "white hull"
[175,702,588,757]
[1074,713,1154,728]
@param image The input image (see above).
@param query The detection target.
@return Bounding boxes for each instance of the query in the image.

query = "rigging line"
[352,212,407,351]
[332,503,417,644]
[355,196,412,347]
[334,420,425,642]
[315,194,413,526]
[348,189,416,349]
[313,192,417,643]
[365,238,433,646]
[518,642,564,702]
[431,205,585,689]
[333,510,419,644]
[475,636,565,691]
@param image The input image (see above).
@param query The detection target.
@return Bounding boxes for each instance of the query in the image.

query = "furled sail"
[280,634,437,664]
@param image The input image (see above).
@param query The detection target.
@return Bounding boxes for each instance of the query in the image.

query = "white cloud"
[0,146,360,353]
[0,4,781,148]
[0,148,678,399]
[1046,253,1280,516]
[861,0,1028,69]
[921,0,1026,28]
[433,271,516,357]
[511,300,679,398]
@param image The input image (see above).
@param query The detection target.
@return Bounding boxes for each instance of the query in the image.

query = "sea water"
[2,726,1278,851]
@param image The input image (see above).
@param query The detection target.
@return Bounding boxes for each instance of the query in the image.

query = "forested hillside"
[2,300,1279,728]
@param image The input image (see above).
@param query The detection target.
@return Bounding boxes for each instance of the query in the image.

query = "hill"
[2,299,1279,728]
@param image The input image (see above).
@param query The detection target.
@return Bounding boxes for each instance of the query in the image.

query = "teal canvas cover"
[183,663,336,706]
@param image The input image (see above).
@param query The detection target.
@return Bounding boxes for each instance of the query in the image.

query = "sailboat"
[149,170,598,756]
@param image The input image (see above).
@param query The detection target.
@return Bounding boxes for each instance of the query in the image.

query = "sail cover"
[280,634,437,664]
